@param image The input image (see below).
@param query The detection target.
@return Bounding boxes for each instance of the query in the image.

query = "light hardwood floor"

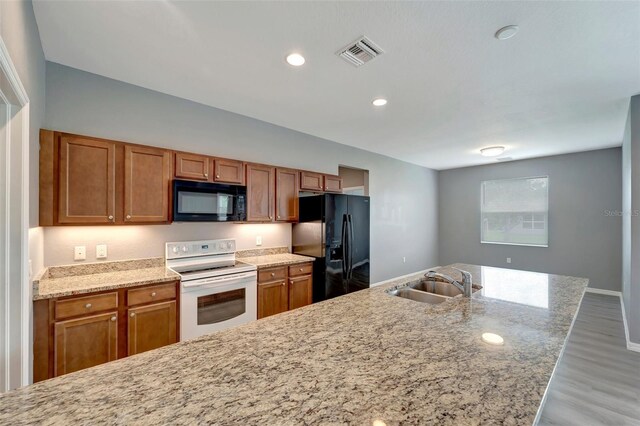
[538,292,640,425]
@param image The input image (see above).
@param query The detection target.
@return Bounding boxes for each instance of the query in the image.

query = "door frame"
[0,34,31,391]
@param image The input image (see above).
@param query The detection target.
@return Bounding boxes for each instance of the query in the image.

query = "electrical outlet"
[74,246,86,261]
[256,236,262,246]
[96,244,108,259]
[506,257,512,264]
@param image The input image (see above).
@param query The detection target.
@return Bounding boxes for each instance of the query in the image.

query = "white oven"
[166,239,257,341]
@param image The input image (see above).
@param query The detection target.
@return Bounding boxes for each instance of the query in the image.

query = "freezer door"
[347,196,370,292]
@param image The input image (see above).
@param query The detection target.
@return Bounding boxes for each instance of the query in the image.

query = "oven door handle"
[181,271,256,289]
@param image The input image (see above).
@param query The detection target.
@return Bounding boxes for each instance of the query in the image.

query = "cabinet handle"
[108,215,114,220]
[277,215,281,219]
[216,174,220,178]
[269,215,273,220]
[130,312,136,318]
[85,303,92,309]
[126,214,131,220]
[299,268,303,272]
[111,316,116,321]
[151,292,157,297]
[282,282,286,286]
[270,272,275,277]
[204,173,208,177]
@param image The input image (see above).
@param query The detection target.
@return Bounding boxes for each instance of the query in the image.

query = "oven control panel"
[166,239,236,259]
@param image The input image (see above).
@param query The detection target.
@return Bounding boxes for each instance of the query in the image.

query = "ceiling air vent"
[337,36,384,67]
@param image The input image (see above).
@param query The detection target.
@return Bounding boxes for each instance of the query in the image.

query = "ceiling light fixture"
[482,333,504,346]
[372,98,388,107]
[495,25,519,40]
[480,146,505,157]
[286,53,305,67]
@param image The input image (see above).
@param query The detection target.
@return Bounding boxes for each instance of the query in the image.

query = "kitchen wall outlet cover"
[506,257,512,264]
[74,246,86,261]
[256,236,262,246]
[96,244,108,259]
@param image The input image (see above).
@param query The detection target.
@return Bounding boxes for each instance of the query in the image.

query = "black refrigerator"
[292,194,370,303]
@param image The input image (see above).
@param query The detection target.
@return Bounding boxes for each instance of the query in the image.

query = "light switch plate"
[74,246,86,261]
[506,257,512,264]
[96,244,108,259]
[256,236,263,246]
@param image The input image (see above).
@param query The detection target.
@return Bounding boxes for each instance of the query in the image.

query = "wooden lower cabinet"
[128,301,177,356]
[257,263,313,319]
[54,312,118,377]
[34,281,180,382]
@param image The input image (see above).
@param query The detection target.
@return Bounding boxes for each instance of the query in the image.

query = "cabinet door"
[54,312,118,377]
[127,301,177,356]
[258,280,288,319]
[124,145,171,223]
[289,275,313,310]
[58,136,116,224]
[214,159,245,185]
[275,168,299,222]
[300,171,324,192]
[175,152,211,181]
[246,164,275,222]
[324,175,343,193]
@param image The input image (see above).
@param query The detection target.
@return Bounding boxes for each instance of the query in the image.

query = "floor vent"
[337,36,384,67]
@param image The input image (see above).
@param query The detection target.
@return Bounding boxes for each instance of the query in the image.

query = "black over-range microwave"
[172,179,246,222]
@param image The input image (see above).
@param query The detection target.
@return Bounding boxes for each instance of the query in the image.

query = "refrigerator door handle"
[341,214,348,278]
[348,214,354,280]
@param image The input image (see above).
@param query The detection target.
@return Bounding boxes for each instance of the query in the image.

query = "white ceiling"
[33,1,640,170]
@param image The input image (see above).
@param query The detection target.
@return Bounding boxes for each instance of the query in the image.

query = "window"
[481,176,549,247]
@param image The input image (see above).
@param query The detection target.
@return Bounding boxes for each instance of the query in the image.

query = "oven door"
[173,180,246,222]
[180,271,257,341]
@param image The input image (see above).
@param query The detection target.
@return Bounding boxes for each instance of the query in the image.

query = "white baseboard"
[617,295,640,353]
[584,287,621,297]
[370,266,440,287]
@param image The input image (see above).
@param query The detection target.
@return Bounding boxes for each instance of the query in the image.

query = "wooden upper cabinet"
[58,135,116,224]
[127,301,177,356]
[289,274,313,310]
[275,168,299,222]
[54,312,118,377]
[300,171,324,192]
[174,152,211,181]
[124,145,171,223]
[214,158,245,185]
[324,175,343,193]
[246,164,275,222]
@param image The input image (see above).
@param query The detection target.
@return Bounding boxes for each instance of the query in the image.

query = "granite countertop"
[236,246,315,269]
[33,258,181,300]
[6,263,587,424]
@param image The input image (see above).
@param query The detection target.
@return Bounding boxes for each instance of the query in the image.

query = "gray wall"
[439,148,622,291]
[43,62,439,282]
[622,95,640,344]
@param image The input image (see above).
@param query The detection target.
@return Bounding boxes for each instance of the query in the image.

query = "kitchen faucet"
[424,267,473,297]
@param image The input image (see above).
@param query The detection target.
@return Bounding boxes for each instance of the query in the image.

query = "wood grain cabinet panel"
[214,159,245,185]
[300,171,324,192]
[275,168,299,222]
[127,301,177,356]
[289,262,313,277]
[289,275,313,310]
[58,136,116,224]
[54,312,118,377]
[324,175,343,193]
[55,292,118,321]
[175,152,211,181]
[246,164,275,222]
[124,145,171,223]
[257,280,288,319]
[258,267,287,283]
[127,282,176,306]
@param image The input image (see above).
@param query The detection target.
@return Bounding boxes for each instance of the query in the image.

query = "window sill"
[480,241,548,248]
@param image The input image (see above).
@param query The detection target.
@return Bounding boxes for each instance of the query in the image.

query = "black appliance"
[292,194,370,302]
[172,179,246,222]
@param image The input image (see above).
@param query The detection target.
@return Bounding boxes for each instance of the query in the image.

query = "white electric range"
[165,239,257,340]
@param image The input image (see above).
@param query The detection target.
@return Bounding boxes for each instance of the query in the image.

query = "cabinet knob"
[108,215,114,220]
[270,272,275,277]
[130,312,136,318]
[282,282,285,286]
[126,214,131,220]
[204,173,208,177]
[216,174,220,178]
[269,215,273,220]
[151,292,157,297]
[111,316,116,322]
[85,303,92,309]
[299,268,303,272]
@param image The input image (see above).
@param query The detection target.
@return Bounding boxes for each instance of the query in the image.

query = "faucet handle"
[451,267,472,284]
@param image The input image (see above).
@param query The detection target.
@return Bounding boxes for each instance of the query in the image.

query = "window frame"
[480,175,549,248]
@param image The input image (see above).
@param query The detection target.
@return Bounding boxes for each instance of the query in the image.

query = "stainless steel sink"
[387,287,449,304]
[409,280,463,297]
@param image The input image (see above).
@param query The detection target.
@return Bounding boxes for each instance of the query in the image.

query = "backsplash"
[42,222,292,267]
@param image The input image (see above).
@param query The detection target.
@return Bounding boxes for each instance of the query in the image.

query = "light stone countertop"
[238,253,316,269]
[32,258,180,300]
[7,263,587,424]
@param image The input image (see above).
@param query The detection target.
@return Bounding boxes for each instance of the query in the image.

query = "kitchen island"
[0,264,586,425]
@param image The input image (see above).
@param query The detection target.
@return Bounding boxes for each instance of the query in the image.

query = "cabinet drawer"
[258,267,287,283]
[127,282,176,306]
[55,292,118,320]
[289,263,313,277]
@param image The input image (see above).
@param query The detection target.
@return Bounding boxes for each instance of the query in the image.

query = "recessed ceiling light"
[372,98,387,107]
[495,25,519,40]
[480,146,505,157]
[482,332,504,346]
[286,53,305,67]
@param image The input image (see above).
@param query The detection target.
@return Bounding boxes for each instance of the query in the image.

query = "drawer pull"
[299,268,303,272]
[85,303,92,309]
[204,173,208,177]
[126,214,131,220]
[271,272,275,277]
[282,282,285,286]
[108,215,114,220]
[216,174,220,178]
[111,316,116,321]
[151,292,157,297]
[130,312,136,318]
